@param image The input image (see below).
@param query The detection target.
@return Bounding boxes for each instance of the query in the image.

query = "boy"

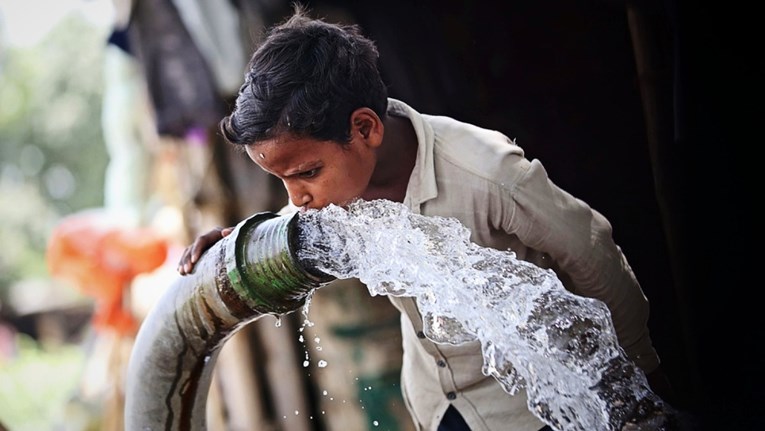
[178,6,670,430]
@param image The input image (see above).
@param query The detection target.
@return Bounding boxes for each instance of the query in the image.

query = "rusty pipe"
[124,212,334,430]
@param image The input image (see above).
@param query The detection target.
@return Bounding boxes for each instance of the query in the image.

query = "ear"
[350,108,384,149]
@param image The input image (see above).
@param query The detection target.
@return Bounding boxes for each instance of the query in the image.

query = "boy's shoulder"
[425,114,523,159]
[423,114,528,185]
[388,98,525,177]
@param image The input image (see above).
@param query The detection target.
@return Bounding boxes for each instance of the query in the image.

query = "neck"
[363,115,418,203]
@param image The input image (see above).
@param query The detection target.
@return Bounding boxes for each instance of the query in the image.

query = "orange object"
[46,210,169,335]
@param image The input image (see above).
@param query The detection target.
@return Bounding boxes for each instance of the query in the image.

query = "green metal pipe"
[124,212,334,431]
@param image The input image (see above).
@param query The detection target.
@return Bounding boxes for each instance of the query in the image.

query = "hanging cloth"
[125,0,227,138]
[170,0,247,97]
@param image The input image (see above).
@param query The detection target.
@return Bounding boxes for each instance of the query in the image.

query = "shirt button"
[446,391,457,400]
[417,331,426,339]
[437,359,446,368]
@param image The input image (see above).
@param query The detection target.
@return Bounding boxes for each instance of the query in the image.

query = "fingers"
[177,227,234,275]
[177,246,194,275]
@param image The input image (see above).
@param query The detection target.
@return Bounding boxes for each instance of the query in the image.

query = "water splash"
[296,199,676,431]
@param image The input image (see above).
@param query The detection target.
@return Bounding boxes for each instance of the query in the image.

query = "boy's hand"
[177,227,234,275]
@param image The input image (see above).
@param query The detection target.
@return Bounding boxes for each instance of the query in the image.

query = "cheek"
[342,164,371,192]
[312,168,366,205]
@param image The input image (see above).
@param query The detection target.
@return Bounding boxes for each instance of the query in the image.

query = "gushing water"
[296,199,676,431]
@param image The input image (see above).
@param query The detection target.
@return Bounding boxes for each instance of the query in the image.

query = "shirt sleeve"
[499,158,660,373]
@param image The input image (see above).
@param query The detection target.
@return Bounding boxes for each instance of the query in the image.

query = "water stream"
[295,199,676,431]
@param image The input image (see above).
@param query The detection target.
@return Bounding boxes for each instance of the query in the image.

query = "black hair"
[220,5,388,146]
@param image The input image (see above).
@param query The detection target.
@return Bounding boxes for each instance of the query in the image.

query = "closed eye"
[297,168,320,178]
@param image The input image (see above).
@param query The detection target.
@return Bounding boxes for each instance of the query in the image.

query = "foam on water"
[296,199,675,431]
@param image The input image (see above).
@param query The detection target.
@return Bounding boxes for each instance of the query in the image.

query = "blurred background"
[0,1,114,430]
[0,0,759,430]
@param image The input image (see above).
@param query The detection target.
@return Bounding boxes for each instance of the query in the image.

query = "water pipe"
[124,212,334,430]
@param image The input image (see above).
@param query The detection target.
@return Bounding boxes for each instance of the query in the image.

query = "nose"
[286,184,311,208]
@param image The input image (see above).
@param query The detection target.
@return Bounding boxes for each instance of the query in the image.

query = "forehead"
[245,136,340,173]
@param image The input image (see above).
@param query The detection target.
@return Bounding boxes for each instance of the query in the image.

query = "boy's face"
[245,133,377,210]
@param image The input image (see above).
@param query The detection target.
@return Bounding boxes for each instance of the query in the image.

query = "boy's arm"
[498,158,659,373]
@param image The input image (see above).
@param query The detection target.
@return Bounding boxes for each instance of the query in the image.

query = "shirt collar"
[387,98,437,213]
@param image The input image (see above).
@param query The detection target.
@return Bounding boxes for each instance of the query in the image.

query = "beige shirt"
[384,98,660,431]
